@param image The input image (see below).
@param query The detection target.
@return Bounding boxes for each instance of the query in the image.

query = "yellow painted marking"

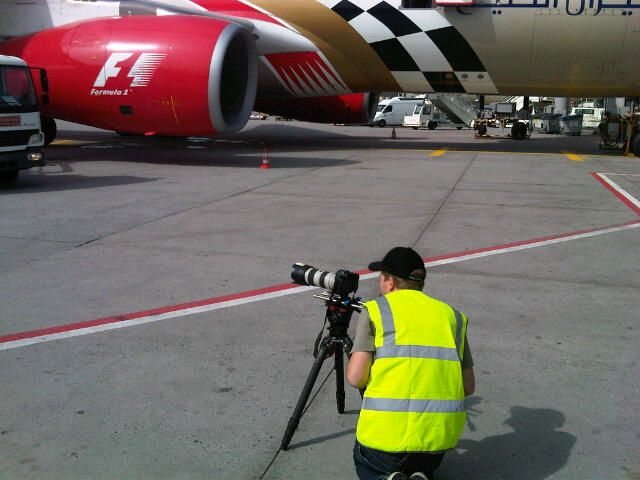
[562,151,584,161]
[51,139,101,146]
[430,148,449,157]
[373,148,617,157]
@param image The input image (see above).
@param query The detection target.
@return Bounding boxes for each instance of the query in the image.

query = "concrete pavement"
[1,120,638,479]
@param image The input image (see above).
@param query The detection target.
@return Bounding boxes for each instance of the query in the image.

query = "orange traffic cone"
[391,127,397,139]
[260,145,271,169]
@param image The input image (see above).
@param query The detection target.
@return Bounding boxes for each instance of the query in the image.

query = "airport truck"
[402,100,442,130]
[0,55,46,184]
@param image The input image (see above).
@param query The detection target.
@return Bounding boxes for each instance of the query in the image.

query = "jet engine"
[0,15,257,136]
[254,93,378,125]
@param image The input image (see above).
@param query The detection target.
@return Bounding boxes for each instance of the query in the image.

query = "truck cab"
[0,55,45,184]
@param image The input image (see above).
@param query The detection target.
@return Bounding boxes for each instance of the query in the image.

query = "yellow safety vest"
[356,289,468,452]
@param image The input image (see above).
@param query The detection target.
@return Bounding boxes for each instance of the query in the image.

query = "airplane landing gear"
[599,113,640,156]
[511,122,528,140]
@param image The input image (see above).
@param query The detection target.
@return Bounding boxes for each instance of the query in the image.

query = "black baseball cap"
[368,247,426,281]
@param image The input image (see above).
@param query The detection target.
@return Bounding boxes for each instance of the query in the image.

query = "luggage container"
[560,114,583,135]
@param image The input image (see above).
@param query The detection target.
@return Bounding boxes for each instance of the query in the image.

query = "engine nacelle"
[255,93,378,125]
[0,15,257,136]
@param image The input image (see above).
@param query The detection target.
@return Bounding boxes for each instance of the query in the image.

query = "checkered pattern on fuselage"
[320,0,498,93]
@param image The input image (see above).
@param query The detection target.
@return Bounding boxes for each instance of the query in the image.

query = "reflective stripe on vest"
[362,397,465,413]
[375,344,459,361]
[357,290,467,453]
[454,309,463,358]
[376,295,396,346]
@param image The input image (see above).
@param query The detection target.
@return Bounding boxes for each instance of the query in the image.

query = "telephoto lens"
[291,263,336,291]
[291,263,359,297]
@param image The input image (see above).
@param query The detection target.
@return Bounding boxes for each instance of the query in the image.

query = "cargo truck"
[0,55,46,184]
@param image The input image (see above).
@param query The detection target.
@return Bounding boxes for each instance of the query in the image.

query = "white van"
[372,97,423,127]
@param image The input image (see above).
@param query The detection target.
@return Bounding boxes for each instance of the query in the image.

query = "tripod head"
[312,290,362,341]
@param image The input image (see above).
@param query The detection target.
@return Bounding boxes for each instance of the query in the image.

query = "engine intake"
[0,15,258,136]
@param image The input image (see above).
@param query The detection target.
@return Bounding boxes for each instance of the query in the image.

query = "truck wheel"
[427,121,436,130]
[477,124,487,136]
[41,116,57,145]
[0,169,19,185]
[631,131,640,157]
[377,120,386,128]
[511,122,526,140]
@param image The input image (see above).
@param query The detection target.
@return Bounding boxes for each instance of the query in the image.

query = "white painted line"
[359,221,640,280]
[596,173,640,177]
[601,174,640,208]
[2,221,639,351]
[0,286,314,351]
[594,173,640,214]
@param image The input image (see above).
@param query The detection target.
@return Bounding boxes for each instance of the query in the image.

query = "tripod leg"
[281,344,329,450]
[334,342,345,414]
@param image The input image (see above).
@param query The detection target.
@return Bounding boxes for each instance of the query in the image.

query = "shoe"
[409,473,429,480]
[387,473,408,480]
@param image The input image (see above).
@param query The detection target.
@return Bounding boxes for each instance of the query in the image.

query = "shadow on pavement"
[440,404,577,480]
[1,173,159,192]
[286,427,357,451]
[45,144,361,169]
[54,121,607,156]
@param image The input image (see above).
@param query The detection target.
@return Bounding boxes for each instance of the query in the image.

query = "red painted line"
[0,283,298,344]
[355,219,640,276]
[2,219,639,346]
[592,172,640,216]
[423,220,640,262]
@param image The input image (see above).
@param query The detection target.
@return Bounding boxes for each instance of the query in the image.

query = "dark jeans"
[353,441,445,480]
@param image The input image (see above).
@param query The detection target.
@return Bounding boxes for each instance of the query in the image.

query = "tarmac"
[1,119,639,480]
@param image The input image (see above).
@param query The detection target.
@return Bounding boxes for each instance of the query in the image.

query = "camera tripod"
[280,292,361,450]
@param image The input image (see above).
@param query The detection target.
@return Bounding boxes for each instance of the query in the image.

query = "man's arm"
[347,309,375,389]
[347,351,373,389]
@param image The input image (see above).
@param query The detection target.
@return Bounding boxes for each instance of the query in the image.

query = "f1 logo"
[93,52,167,88]
[94,53,133,87]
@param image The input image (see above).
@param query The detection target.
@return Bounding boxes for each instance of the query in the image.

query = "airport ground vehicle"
[475,102,532,140]
[0,55,46,184]
[599,112,640,156]
[570,103,606,128]
[402,100,442,130]
[372,97,423,127]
